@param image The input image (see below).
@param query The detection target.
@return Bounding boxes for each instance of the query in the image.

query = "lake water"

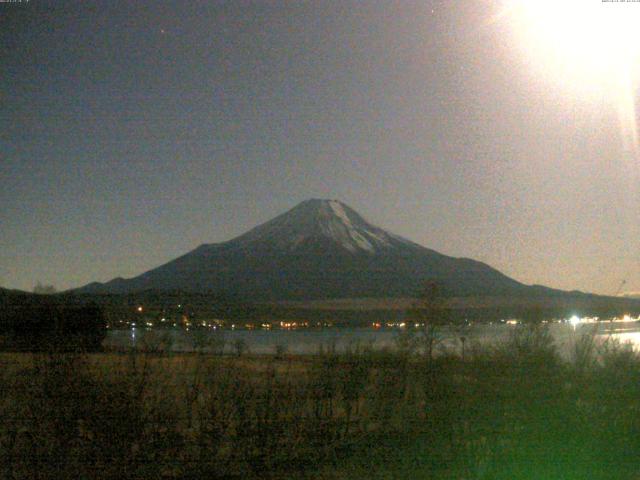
[104,319,640,357]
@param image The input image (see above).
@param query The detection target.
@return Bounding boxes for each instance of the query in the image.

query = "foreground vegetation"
[1,326,640,479]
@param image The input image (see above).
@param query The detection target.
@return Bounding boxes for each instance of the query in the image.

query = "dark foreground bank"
[1,325,640,479]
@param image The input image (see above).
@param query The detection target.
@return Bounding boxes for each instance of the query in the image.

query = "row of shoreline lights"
[569,314,636,327]
[132,307,636,329]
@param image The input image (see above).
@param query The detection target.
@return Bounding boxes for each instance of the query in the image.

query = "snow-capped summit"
[232,199,405,254]
[75,199,538,300]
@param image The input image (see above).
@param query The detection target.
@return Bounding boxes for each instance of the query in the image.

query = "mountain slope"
[75,199,562,300]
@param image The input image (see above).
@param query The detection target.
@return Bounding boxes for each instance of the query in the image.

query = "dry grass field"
[2,326,640,479]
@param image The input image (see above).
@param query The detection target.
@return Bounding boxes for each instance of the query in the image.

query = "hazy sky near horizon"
[2,0,639,295]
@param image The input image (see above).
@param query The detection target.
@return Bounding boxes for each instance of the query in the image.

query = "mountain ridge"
[74,199,575,300]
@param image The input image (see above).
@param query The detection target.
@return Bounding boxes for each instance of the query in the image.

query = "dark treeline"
[74,291,640,327]
[0,293,106,351]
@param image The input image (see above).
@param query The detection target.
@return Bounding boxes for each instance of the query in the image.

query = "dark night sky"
[2,0,639,295]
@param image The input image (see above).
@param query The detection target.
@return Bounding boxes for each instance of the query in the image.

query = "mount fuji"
[75,199,564,300]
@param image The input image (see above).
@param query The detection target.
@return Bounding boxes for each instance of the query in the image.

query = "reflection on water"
[104,320,640,356]
[598,331,640,349]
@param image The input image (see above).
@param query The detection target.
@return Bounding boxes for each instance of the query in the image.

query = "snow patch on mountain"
[328,200,353,227]
[364,229,391,247]
[317,200,398,253]
[317,211,369,253]
[324,201,373,252]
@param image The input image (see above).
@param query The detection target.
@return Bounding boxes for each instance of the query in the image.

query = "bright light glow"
[137,306,143,312]
[498,0,640,156]
[569,315,581,327]
[502,0,640,82]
